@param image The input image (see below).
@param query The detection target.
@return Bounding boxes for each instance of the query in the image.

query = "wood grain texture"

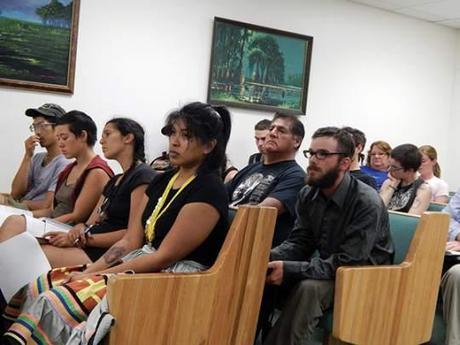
[105,205,277,345]
[331,211,449,345]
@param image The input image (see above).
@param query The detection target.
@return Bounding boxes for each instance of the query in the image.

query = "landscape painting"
[0,0,80,93]
[208,17,313,115]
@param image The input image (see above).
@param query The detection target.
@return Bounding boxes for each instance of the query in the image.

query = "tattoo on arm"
[103,246,126,267]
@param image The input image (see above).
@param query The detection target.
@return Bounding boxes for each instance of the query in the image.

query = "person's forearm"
[379,184,396,206]
[84,238,136,274]
[87,230,126,248]
[11,155,33,199]
[32,208,52,218]
[23,198,51,211]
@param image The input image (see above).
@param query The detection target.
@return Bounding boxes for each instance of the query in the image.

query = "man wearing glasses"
[0,103,69,211]
[261,127,393,345]
[226,113,305,247]
[380,143,431,215]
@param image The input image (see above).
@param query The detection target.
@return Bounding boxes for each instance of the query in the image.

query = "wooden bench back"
[106,205,276,345]
[332,212,449,345]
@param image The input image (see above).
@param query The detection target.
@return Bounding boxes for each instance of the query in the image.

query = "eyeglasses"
[388,165,404,172]
[303,149,347,160]
[370,152,387,157]
[29,122,55,133]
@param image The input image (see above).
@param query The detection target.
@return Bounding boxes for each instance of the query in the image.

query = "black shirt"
[350,169,378,190]
[271,173,394,282]
[84,163,156,261]
[226,160,305,246]
[142,170,229,268]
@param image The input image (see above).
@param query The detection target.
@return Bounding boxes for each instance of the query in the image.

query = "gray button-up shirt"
[271,172,394,282]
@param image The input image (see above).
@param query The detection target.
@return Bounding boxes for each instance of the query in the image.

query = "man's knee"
[0,215,26,242]
[442,264,460,289]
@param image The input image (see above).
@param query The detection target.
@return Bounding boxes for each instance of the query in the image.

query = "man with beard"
[0,104,69,211]
[261,127,394,345]
[226,113,305,246]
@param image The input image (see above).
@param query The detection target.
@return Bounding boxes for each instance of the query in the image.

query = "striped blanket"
[3,265,107,345]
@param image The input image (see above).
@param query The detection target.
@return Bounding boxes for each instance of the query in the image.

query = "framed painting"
[0,0,80,93]
[207,17,313,115]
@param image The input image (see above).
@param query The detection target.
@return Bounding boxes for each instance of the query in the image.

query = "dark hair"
[162,102,231,174]
[342,126,366,163]
[312,127,355,158]
[106,118,146,164]
[272,112,305,150]
[391,144,422,171]
[56,111,97,146]
[254,119,271,131]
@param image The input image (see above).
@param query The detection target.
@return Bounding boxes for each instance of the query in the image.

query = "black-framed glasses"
[303,149,347,160]
[29,122,55,133]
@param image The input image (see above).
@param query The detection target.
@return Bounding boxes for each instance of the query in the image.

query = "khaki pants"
[442,264,460,345]
[0,193,29,210]
[264,279,334,345]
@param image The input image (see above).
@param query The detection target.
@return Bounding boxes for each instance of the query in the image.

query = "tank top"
[388,178,424,213]
[50,183,75,218]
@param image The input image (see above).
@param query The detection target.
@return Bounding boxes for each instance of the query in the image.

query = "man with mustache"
[227,113,305,246]
[0,103,69,211]
[262,126,394,345]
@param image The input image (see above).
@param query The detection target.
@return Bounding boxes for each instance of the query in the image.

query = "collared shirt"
[444,188,460,241]
[271,173,394,282]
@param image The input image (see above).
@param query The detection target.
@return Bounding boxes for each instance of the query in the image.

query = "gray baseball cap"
[25,103,66,119]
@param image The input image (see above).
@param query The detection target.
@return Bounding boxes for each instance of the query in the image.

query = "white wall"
[1,0,459,191]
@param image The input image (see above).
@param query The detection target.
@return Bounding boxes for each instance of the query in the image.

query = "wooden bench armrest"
[333,264,407,341]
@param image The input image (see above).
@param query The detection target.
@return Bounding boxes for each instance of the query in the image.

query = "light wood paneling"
[106,205,276,345]
[331,212,449,345]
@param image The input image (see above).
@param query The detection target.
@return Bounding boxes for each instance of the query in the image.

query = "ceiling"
[349,0,460,29]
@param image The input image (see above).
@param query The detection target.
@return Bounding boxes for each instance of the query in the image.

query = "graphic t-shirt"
[227,160,305,246]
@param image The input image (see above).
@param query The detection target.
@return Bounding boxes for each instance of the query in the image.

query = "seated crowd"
[0,101,456,345]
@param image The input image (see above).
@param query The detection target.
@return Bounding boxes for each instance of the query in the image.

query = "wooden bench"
[322,211,449,345]
[105,205,277,345]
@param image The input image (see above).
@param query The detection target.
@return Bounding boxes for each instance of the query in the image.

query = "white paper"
[0,232,51,301]
[24,216,72,238]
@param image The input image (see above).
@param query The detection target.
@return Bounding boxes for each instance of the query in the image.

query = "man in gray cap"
[0,103,70,211]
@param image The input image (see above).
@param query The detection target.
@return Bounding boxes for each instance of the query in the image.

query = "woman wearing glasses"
[0,111,113,251]
[2,102,231,345]
[379,144,431,215]
[360,140,392,190]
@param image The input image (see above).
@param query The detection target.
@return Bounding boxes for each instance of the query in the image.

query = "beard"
[306,164,341,189]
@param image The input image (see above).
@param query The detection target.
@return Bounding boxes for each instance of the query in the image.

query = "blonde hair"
[419,145,441,178]
[366,140,392,167]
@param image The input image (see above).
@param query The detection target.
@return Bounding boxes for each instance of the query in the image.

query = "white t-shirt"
[425,176,449,201]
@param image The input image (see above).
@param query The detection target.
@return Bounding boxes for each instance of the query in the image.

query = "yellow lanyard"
[145,172,196,245]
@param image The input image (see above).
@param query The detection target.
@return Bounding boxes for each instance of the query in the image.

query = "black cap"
[25,103,66,119]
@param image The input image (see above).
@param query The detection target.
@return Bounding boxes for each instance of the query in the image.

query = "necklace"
[144,172,196,245]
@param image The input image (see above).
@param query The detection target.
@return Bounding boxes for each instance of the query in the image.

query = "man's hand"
[387,172,401,188]
[266,260,284,285]
[446,241,460,251]
[24,135,39,158]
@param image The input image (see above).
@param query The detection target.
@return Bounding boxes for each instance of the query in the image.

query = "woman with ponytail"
[2,103,231,345]
[0,118,155,269]
[418,145,449,203]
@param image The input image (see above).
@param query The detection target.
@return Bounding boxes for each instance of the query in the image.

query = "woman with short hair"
[2,102,232,345]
